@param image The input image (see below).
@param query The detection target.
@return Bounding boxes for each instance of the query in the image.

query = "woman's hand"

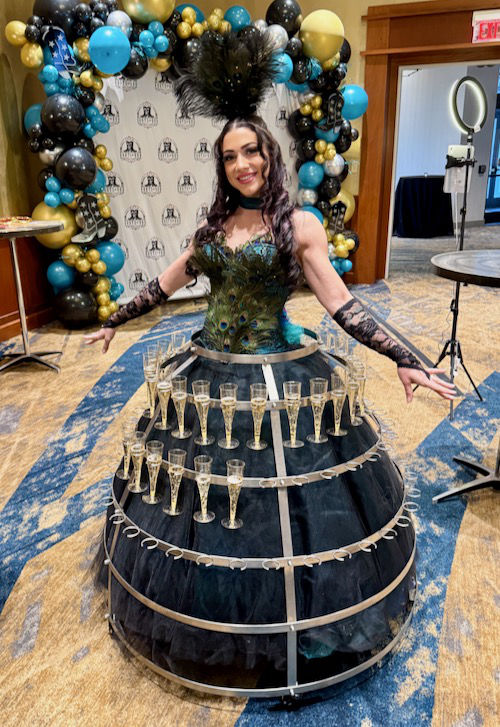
[398,367,456,403]
[83,327,116,353]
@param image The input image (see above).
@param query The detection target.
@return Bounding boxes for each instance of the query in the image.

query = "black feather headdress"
[174,31,276,121]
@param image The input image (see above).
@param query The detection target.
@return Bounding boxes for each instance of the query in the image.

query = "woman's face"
[221,126,268,198]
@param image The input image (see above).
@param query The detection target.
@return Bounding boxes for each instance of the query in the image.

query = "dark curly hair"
[186,115,302,290]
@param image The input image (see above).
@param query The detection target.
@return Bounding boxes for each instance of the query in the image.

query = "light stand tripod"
[432,132,483,421]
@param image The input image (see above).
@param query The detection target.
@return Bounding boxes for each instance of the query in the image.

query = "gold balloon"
[177,21,192,38]
[207,14,220,31]
[99,158,113,172]
[150,56,171,71]
[220,20,231,34]
[109,301,119,314]
[75,257,92,273]
[86,249,101,263]
[312,109,324,122]
[74,37,90,62]
[5,21,27,46]
[92,260,107,275]
[299,10,344,63]
[213,8,224,19]
[122,0,175,23]
[333,233,345,244]
[96,292,111,306]
[67,199,78,210]
[95,144,107,159]
[61,243,82,266]
[21,42,43,69]
[97,193,110,205]
[181,7,196,25]
[322,218,329,228]
[191,22,204,37]
[80,70,94,87]
[100,205,112,219]
[343,136,361,161]
[341,172,359,197]
[345,238,356,251]
[315,140,327,154]
[92,77,103,91]
[326,229,332,242]
[324,147,335,160]
[322,57,335,71]
[329,189,355,222]
[334,244,348,258]
[202,20,209,30]
[311,95,322,109]
[315,153,325,165]
[32,203,78,249]
[97,304,111,321]
[92,277,111,295]
[300,103,312,116]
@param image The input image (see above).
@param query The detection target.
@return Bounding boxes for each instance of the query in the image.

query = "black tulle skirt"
[100,340,416,693]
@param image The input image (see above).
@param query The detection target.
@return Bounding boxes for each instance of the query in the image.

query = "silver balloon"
[296,188,318,207]
[324,154,345,177]
[266,24,288,52]
[106,10,132,38]
[299,91,315,105]
[253,19,268,32]
[94,92,106,113]
[39,145,64,165]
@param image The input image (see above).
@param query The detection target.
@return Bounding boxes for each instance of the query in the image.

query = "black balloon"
[237,25,260,41]
[318,176,341,200]
[334,135,352,154]
[340,119,351,136]
[104,216,119,239]
[296,138,316,161]
[296,115,314,136]
[75,85,95,107]
[72,20,88,38]
[89,17,105,32]
[338,165,349,184]
[168,10,182,30]
[41,94,85,135]
[343,230,359,254]
[55,147,97,189]
[317,200,331,218]
[25,24,42,42]
[80,270,99,287]
[29,138,41,153]
[351,128,359,142]
[339,38,351,64]
[74,136,95,153]
[175,37,202,72]
[130,22,145,43]
[285,37,302,58]
[265,0,302,37]
[29,123,43,140]
[38,167,55,189]
[291,57,309,84]
[308,72,328,93]
[75,2,92,21]
[163,28,177,53]
[33,0,79,37]
[55,288,97,328]
[41,136,57,150]
[28,14,44,27]
[287,109,304,139]
[93,2,108,20]
[122,44,148,79]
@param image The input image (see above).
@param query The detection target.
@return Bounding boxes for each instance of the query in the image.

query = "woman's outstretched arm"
[293,210,455,403]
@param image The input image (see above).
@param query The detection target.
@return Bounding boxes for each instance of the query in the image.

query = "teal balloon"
[24,104,42,132]
[44,82,59,96]
[109,281,124,300]
[224,6,251,31]
[44,192,61,207]
[86,169,106,194]
[58,77,74,92]
[43,47,53,65]
[340,259,353,273]
[154,35,169,52]
[341,85,368,120]
[177,3,204,22]
[286,80,309,93]
[47,260,76,291]
[139,30,154,47]
[41,64,59,83]
[89,26,131,75]
[93,114,110,133]
[302,205,323,224]
[298,162,324,188]
[83,122,97,138]
[272,52,293,83]
[144,45,158,58]
[148,21,164,36]
[45,177,61,192]
[95,241,125,275]
[59,188,75,204]
[315,125,339,143]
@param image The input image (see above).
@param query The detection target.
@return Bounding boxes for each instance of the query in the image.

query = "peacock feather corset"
[190,232,293,354]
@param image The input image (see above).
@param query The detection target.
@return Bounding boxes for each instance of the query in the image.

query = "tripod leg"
[456,342,483,401]
[433,474,499,502]
[413,340,451,393]
[454,455,491,476]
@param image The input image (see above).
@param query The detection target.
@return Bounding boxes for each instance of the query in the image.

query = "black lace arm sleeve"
[101,277,169,329]
[333,297,426,372]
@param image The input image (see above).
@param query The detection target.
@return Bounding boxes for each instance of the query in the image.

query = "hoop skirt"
[101,237,416,697]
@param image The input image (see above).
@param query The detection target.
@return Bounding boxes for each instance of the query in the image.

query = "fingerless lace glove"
[333,297,425,372]
[101,277,169,329]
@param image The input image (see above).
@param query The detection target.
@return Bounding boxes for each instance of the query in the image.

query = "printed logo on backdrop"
[114,238,128,259]
[105,173,124,196]
[276,107,288,128]
[181,234,192,251]
[155,71,172,94]
[196,204,209,225]
[145,237,165,258]
[175,108,195,129]
[178,171,197,195]
[289,140,297,157]
[141,172,162,197]
[129,269,149,290]
[158,137,178,162]
[103,101,120,126]
[212,117,224,129]
[124,206,146,228]
[120,137,141,162]
[194,138,212,162]
[137,101,158,128]
[115,76,137,92]
[162,205,181,227]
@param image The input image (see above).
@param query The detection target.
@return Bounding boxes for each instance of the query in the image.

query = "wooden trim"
[363,42,500,56]
[0,305,54,343]
[364,0,500,21]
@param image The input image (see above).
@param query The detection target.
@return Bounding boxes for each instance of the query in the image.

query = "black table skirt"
[393,175,454,238]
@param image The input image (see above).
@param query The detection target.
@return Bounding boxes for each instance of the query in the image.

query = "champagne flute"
[171,375,192,439]
[142,352,158,418]
[221,459,245,529]
[193,380,215,446]
[117,418,135,479]
[247,382,268,450]
[218,382,239,450]
[283,380,304,448]
[163,448,186,516]
[351,360,367,419]
[142,440,164,505]
[157,340,170,365]
[347,376,362,426]
[155,367,172,431]
[193,454,215,523]
[173,332,186,353]
[333,330,349,359]
[307,377,328,444]
[128,431,147,493]
[327,371,348,437]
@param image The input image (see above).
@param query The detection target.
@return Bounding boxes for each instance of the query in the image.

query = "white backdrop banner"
[98,71,300,302]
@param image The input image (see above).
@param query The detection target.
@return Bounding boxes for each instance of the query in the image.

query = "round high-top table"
[431,249,500,502]
[0,220,64,373]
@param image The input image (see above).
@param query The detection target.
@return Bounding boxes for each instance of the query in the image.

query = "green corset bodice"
[190,232,291,353]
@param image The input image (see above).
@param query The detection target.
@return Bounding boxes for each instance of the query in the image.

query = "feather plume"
[174,31,276,121]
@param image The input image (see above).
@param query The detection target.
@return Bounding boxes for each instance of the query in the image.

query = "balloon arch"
[6,0,368,328]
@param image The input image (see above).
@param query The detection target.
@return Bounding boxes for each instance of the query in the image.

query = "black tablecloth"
[393,175,454,238]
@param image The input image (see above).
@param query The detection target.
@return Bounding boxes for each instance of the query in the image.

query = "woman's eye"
[247,148,259,155]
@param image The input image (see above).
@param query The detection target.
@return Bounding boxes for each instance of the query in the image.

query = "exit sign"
[472,10,500,42]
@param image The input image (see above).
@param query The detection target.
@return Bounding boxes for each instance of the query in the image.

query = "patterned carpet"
[0,274,498,727]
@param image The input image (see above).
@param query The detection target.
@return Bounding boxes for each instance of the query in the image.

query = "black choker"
[239,194,263,209]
